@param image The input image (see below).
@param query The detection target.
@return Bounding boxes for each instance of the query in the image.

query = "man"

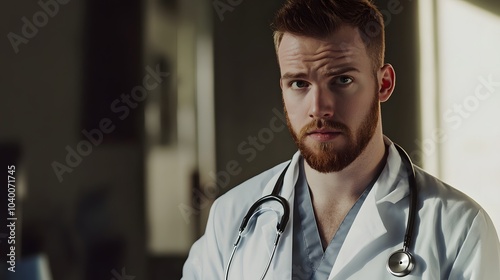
[182,0,500,279]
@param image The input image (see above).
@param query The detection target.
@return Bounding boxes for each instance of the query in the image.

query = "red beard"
[285,93,379,173]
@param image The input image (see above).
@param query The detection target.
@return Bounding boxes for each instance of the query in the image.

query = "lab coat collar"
[261,151,301,200]
[375,136,410,204]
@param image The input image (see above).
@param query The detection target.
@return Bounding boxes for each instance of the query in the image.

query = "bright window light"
[436,0,500,236]
[418,0,439,175]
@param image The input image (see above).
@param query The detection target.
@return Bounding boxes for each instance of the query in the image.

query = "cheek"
[333,98,367,133]
[346,97,376,128]
[283,93,307,115]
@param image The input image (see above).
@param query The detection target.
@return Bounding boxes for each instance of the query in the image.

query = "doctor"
[182,0,500,279]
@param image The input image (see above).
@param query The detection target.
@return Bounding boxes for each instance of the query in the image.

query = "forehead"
[277,25,369,72]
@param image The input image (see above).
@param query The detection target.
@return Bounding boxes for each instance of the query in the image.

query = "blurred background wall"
[0,0,498,279]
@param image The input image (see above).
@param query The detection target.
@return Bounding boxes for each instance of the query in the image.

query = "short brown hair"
[271,0,385,73]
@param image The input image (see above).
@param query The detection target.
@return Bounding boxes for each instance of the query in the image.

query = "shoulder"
[414,166,482,216]
[413,166,493,245]
[412,166,500,276]
[214,161,290,213]
[203,161,290,255]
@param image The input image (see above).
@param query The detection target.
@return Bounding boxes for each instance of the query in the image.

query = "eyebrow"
[281,72,308,80]
[324,66,360,76]
[281,66,360,80]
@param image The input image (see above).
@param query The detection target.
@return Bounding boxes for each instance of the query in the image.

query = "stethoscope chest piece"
[387,249,415,277]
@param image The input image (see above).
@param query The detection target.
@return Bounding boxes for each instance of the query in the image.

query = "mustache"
[299,119,350,137]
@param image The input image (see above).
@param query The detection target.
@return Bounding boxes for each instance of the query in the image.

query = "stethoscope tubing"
[387,144,418,277]
[395,144,417,252]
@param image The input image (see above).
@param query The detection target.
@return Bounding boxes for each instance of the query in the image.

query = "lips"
[307,129,342,134]
[306,129,342,142]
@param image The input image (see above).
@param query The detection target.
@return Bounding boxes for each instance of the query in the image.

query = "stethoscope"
[224,144,418,279]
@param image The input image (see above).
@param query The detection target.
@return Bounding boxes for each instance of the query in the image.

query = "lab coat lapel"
[261,151,301,197]
[328,184,387,278]
[328,140,409,278]
[259,152,301,279]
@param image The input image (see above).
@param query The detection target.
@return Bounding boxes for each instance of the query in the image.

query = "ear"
[378,64,396,103]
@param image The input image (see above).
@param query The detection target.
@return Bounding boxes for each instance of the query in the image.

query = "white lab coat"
[182,138,500,279]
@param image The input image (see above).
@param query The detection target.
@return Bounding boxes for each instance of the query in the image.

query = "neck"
[304,130,387,202]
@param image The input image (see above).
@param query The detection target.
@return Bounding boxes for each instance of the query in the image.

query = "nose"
[308,86,334,119]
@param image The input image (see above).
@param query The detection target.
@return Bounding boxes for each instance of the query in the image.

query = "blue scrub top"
[291,159,376,279]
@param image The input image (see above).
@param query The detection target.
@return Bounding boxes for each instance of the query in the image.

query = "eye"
[290,80,309,89]
[334,76,353,85]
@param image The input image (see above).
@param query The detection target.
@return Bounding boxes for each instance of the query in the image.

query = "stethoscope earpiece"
[387,249,415,277]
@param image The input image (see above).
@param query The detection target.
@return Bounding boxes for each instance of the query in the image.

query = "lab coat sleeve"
[448,209,500,279]
[182,199,225,279]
